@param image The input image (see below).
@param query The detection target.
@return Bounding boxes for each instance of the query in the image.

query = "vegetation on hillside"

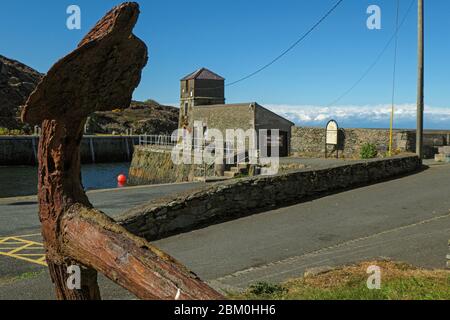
[1,55,179,136]
[86,99,179,135]
[0,127,25,136]
[0,54,43,131]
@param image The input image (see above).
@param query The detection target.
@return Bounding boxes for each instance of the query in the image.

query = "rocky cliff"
[86,100,179,135]
[0,55,43,130]
[0,55,179,135]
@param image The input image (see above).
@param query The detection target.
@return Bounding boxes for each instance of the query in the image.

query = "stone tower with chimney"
[179,68,225,131]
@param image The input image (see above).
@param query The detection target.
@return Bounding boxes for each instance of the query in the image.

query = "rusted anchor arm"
[22,2,224,300]
[61,205,223,300]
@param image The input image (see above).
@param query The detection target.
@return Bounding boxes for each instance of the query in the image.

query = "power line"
[325,0,415,108]
[388,0,401,155]
[226,0,345,87]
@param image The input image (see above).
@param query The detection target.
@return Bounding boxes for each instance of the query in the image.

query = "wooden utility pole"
[416,0,424,159]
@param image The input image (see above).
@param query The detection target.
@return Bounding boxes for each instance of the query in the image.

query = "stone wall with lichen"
[119,155,421,241]
[192,104,255,134]
[290,127,416,159]
[128,146,215,185]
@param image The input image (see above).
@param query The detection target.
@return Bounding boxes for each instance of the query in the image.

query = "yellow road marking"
[15,254,45,257]
[9,237,43,247]
[8,243,34,255]
[14,233,41,238]
[0,233,42,239]
[0,253,48,267]
[0,241,27,245]
[0,235,47,267]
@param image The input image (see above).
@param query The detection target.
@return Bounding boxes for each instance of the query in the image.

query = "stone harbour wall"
[0,135,138,166]
[118,155,421,241]
[128,145,214,185]
[128,145,301,185]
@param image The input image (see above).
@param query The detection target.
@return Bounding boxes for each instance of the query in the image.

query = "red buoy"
[117,174,127,184]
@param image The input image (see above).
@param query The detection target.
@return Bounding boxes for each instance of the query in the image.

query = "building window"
[184,103,188,116]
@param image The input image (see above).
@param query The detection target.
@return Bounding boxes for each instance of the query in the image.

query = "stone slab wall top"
[119,155,421,242]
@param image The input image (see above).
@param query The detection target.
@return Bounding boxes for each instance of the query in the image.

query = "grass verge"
[0,270,45,286]
[231,260,450,300]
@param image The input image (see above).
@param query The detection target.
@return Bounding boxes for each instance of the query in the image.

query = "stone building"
[179,68,294,156]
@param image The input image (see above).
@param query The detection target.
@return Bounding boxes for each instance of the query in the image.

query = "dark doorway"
[265,130,288,157]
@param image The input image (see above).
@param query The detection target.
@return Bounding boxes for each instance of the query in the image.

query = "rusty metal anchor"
[21,2,223,300]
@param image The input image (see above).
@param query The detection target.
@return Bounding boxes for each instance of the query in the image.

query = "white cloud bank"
[264,103,450,129]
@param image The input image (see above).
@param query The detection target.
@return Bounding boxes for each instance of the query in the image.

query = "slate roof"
[181,68,225,81]
[194,102,295,126]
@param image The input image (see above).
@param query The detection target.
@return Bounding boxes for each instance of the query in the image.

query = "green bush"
[0,127,24,136]
[248,282,287,296]
[360,143,378,159]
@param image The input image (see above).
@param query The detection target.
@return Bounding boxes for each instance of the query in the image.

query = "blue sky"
[1,0,449,129]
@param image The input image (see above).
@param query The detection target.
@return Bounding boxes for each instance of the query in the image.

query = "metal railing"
[139,134,261,166]
[139,135,252,152]
[138,134,176,147]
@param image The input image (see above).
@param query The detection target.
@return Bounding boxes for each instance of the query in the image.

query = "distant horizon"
[161,100,450,130]
[1,0,449,130]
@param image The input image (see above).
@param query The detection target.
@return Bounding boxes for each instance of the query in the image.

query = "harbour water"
[0,163,131,198]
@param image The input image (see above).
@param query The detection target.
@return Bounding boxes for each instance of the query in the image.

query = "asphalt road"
[0,181,202,299]
[0,182,201,236]
[153,162,450,290]
[1,162,449,299]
